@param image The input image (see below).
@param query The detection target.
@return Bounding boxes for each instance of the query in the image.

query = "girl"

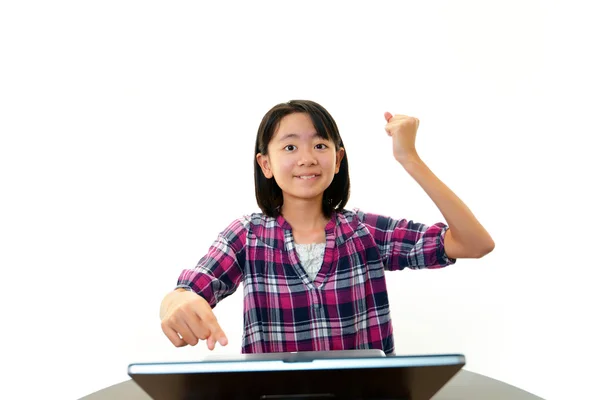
[159,100,494,355]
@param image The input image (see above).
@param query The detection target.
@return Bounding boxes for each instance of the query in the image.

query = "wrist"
[160,289,187,319]
[396,153,423,169]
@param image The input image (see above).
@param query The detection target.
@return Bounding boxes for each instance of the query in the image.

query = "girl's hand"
[160,289,228,350]
[384,112,420,164]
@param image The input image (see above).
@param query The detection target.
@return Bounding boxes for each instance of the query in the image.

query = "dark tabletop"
[80,369,544,400]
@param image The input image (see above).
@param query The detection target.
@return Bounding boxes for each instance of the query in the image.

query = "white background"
[1,1,599,399]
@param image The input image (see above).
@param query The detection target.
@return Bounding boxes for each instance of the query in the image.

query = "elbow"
[475,239,495,258]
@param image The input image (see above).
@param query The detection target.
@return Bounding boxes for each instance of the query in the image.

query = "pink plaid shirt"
[177,209,456,355]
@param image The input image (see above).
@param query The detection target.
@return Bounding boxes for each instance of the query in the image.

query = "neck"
[280,197,329,231]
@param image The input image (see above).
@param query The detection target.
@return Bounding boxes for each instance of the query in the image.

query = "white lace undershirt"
[294,242,326,281]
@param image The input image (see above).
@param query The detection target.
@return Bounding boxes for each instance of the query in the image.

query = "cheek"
[279,157,296,171]
[270,156,294,176]
[320,154,336,170]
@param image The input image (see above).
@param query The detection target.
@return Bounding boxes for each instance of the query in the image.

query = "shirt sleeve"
[176,217,247,307]
[355,209,457,271]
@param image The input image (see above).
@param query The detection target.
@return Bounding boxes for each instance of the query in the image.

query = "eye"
[315,143,328,150]
[284,145,296,151]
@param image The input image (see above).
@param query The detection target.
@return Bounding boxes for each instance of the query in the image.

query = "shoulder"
[222,212,284,249]
[333,208,360,227]
[245,212,278,235]
[340,208,395,230]
[215,213,275,250]
[332,208,376,243]
[220,212,273,234]
[339,208,428,239]
[336,207,364,221]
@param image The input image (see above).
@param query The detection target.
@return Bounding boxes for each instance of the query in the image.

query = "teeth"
[298,175,316,179]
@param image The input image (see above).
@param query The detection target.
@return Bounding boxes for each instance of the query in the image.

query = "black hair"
[254,100,350,218]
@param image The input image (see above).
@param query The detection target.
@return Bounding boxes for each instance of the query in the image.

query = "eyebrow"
[277,132,325,142]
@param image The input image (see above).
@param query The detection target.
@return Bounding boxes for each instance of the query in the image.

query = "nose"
[297,148,317,166]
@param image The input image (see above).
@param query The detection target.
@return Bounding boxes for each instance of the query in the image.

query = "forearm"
[399,154,495,257]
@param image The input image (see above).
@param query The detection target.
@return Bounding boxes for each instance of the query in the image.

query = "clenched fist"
[384,112,420,163]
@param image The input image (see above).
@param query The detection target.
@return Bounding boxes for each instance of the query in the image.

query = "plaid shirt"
[177,209,456,355]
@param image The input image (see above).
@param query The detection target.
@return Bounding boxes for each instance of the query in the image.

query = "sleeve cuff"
[438,225,457,266]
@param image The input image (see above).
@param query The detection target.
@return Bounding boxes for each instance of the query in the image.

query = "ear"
[256,153,273,179]
[335,147,345,174]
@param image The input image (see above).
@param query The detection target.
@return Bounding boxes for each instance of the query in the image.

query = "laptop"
[128,350,465,400]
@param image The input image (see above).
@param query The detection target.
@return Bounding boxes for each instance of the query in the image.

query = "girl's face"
[256,112,345,206]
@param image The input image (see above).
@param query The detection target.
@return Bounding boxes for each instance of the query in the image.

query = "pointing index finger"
[209,323,228,347]
[196,306,228,348]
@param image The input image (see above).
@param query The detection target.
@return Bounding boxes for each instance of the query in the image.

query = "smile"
[295,174,319,180]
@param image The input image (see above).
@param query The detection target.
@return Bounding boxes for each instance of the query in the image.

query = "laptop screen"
[128,351,465,400]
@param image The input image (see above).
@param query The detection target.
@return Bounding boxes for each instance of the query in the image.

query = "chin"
[283,190,325,202]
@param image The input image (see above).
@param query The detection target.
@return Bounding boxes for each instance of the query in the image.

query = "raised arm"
[384,112,495,259]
